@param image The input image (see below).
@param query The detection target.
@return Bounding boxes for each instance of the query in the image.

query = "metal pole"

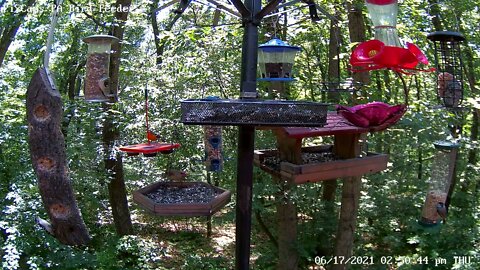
[235,0,260,268]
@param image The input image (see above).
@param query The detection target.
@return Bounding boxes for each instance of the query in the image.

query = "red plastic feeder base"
[119,142,180,157]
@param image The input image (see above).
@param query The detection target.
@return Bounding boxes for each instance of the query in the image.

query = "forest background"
[1,0,480,269]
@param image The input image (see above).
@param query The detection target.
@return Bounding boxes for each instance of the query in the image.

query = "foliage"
[1,0,480,269]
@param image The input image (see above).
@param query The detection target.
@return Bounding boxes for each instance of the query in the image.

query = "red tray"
[119,143,180,156]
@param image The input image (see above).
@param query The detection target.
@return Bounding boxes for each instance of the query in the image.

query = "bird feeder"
[83,35,119,102]
[420,141,460,226]
[258,38,301,82]
[204,125,223,172]
[365,0,401,47]
[427,31,465,108]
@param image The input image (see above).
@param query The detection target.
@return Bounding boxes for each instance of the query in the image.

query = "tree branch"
[67,0,108,29]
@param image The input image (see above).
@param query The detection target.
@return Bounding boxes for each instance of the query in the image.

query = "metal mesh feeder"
[181,99,328,127]
[427,31,465,108]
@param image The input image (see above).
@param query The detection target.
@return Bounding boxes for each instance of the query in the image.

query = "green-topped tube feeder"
[420,141,460,227]
[83,35,119,102]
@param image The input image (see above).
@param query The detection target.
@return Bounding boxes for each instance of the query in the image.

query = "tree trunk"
[150,0,184,66]
[322,10,342,202]
[459,31,479,192]
[102,0,134,236]
[150,0,163,65]
[274,131,300,270]
[427,0,443,31]
[0,0,36,67]
[26,67,90,246]
[102,105,133,235]
[276,186,298,270]
[346,0,369,86]
[331,134,363,270]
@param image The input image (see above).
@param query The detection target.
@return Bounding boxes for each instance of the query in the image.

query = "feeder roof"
[259,38,301,52]
[83,35,120,44]
[427,31,465,42]
[434,140,461,150]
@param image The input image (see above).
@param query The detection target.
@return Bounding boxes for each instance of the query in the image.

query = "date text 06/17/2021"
[314,255,474,267]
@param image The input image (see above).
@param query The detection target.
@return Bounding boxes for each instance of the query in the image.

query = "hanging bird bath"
[118,142,180,157]
[133,181,231,216]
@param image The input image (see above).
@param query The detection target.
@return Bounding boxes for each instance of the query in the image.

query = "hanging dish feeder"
[336,102,406,131]
[119,87,180,157]
[419,141,460,227]
[83,35,119,102]
[258,38,301,82]
[181,97,328,127]
[133,181,231,216]
[204,126,223,172]
[427,31,465,108]
[119,142,181,157]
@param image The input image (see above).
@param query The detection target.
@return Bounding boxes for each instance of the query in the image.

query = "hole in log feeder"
[33,105,51,121]
[37,157,55,171]
[50,203,71,219]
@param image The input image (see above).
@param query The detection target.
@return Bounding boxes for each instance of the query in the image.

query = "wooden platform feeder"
[254,145,388,185]
[133,181,231,217]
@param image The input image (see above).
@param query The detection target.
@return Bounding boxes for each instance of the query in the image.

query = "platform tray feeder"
[254,145,388,185]
[181,99,328,127]
[133,181,231,217]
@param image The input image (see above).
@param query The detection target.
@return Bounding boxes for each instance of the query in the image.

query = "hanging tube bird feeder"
[427,31,465,108]
[258,38,301,82]
[204,125,223,172]
[83,35,119,102]
[419,141,460,227]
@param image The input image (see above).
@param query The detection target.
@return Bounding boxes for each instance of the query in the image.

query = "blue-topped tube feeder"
[258,38,301,82]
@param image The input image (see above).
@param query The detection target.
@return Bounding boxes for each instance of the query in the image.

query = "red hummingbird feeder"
[119,87,180,157]
[350,0,433,74]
